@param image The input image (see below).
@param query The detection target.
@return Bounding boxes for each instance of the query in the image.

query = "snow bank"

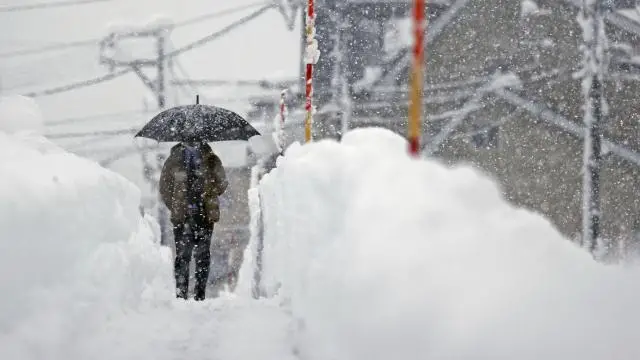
[0,99,174,355]
[244,127,640,360]
[0,215,174,359]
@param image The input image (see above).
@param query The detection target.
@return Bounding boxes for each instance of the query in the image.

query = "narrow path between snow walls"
[240,127,640,360]
[0,97,297,360]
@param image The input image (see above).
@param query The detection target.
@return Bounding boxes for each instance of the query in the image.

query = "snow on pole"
[304,0,319,143]
[280,89,287,131]
[273,89,288,152]
[408,0,425,156]
[248,158,266,298]
[578,0,607,257]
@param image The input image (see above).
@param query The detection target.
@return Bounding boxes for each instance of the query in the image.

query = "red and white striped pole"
[408,0,425,156]
[304,0,318,143]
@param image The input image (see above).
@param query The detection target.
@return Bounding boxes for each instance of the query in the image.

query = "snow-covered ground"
[0,97,295,360]
[243,127,640,360]
[3,96,640,359]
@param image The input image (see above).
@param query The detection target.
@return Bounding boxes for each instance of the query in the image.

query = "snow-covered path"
[66,296,297,360]
[0,99,297,360]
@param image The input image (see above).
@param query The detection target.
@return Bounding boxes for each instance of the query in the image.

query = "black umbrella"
[135,96,260,142]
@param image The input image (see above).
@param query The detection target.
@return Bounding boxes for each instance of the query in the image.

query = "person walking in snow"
[159,139,228,301]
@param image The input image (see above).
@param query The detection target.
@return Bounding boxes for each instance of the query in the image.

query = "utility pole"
[334,2,351,139]
[323,2,350,139]
[157,32,167,109]
[99,24,173,245]
[155,30,170,246]
[579,0,607,257]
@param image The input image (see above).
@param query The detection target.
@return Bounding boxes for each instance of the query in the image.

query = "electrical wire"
[24,67,131,97]
[166,4,276,58]
[169,46,201,98]
[0,0,111,12]
[0,39,99,58]
[46,109,155,126]
[171,78,298,87]
[0,2,271,59]
[172,1,271,28]
[45,127,139,139]
[24,4,276,98]
[168,62,193,103]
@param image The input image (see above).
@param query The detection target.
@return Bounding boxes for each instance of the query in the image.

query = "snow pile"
[0,99,174,357]
[0,216,174,359]
[245,127,640,360]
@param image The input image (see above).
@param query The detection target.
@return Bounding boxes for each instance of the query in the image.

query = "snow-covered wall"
[0,97,173,356]
[242,127,640,360]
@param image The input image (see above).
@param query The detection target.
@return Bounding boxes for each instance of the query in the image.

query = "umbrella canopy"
[135,103,260,143]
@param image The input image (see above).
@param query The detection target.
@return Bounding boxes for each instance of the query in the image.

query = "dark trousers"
[173,221,213,301]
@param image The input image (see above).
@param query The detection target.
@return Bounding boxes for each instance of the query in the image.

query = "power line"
[25,68,131,97]
[0,38,98,58]
[45,126,139,139]
[0,2,268,59]
[46,109,154,126]
[169,48,202,101]
[23,5,276,98]
[173,1,270,28]
[0,0,111,12]
[167,4,276,57]
[171,78,298,87]
[168,60,195,103]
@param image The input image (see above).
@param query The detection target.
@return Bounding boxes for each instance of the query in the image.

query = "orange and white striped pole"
[408,0,425,156]
[304,0,318,143]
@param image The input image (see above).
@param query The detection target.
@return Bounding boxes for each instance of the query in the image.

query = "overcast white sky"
[0,0,301,121]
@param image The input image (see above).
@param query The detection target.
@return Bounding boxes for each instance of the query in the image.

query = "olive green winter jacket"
[159,143,228,225]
